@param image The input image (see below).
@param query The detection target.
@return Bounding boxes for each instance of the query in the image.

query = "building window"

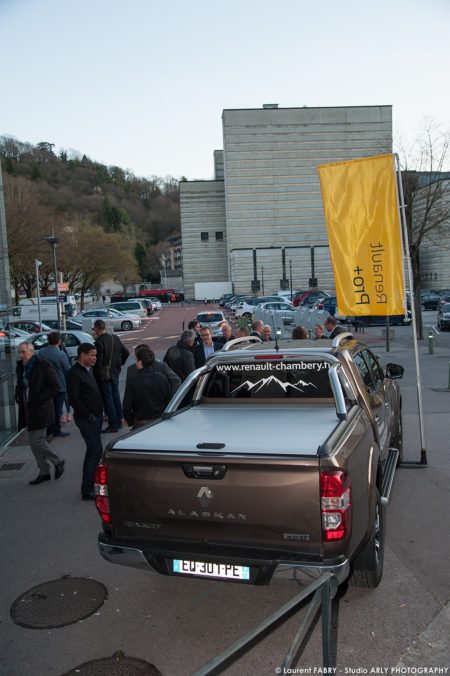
[215,231,224,241]
[201,232,209,241]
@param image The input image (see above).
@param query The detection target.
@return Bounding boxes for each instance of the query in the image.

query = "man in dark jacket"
[93,319,130,433]
[194,326,219,367]
[123,347,172,429]
[213,322,235,349]
[37,331,71,438]
[163,329,196,381]
[324,316,347,339]
[66,343,104,500]
[126,343,181,394]
[16,342,65,485]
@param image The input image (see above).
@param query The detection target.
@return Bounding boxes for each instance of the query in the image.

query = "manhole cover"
[10,576,107,628]
[0,462,25,471]
[61,654,161,675]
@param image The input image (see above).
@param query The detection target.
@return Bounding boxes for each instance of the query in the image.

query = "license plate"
[173,559,250,581]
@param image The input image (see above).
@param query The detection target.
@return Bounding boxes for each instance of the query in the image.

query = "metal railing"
[192,572,338,675]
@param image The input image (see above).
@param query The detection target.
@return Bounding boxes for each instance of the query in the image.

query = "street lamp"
[45,230,61,329]
[35,259,42,329]
[289,259,293,299]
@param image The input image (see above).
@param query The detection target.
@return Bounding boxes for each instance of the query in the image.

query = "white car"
[196,311,226,337]
[147,297,162,310]
[26,331,95,364]
[108,301,147,319]
[73,308,140,331]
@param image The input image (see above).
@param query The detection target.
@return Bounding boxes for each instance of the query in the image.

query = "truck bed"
[113,403,339,456]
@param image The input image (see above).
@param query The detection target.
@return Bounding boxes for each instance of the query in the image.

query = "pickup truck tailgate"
[107,408,337,556]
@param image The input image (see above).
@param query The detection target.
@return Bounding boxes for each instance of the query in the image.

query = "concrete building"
[181,104,392,299]
[413,176,450,289]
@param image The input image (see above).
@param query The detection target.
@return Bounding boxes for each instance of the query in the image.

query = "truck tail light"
[94,463,111,524]
[320,470,351,541]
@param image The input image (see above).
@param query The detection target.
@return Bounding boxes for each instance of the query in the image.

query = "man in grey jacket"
[38,331,71,438]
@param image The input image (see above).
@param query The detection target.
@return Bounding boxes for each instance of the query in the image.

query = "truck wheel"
[350,489,385,589]
[121,321,133,331]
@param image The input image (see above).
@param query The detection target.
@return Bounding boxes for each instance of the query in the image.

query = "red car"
[292,290,330,307]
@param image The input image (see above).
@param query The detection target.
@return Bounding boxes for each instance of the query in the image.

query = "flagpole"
[394,154,427,466]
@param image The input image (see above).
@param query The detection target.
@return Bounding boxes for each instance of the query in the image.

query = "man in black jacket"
[324,316,347,339]
[16,342,65,485]
[67,343,104,500]
[93,319,130,433]
[163,329,196,381]
[126,343,181,394]
[123,347,172,429]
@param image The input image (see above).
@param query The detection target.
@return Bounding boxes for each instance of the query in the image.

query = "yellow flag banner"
[318,154,405,316]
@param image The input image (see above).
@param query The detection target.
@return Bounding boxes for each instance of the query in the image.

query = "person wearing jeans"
[92,319,129,433]
[67,343,104,500]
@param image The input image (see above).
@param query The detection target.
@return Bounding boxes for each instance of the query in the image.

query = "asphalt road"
[0,305,449,675]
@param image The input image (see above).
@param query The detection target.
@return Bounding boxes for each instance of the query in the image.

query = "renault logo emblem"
[197,486,213,507]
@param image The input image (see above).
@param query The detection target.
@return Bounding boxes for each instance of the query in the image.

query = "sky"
[1,0,449,181]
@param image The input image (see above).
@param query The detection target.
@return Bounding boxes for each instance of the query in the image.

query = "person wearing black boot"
[15,342,64,486]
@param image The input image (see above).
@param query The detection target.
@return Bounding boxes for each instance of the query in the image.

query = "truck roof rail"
[331,332,354,348]
[222,336,262,351]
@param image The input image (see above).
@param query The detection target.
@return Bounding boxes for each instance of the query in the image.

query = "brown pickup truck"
[95,333,403,588]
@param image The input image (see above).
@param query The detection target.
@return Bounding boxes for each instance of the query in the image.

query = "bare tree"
[398,121,450,338]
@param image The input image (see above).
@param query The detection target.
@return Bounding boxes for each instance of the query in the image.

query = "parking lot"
[0,304,449,675]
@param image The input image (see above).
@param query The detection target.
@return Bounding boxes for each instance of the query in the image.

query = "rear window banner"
[206,362,332,399]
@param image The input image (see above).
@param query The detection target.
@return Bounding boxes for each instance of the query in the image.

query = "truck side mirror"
[386,363,404,379]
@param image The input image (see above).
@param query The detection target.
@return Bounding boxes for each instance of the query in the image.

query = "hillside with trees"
[0,135,182,304]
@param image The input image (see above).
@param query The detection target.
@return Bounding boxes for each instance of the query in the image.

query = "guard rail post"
[428,331,433,355]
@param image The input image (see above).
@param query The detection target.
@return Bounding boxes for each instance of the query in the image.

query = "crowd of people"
[14,310,344,501]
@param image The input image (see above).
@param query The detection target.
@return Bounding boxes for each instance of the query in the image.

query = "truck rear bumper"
[98,537,350,585]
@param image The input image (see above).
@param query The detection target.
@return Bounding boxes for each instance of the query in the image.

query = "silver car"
[73,308,141,331]
[254,301,296,324]
[26,331,95,364]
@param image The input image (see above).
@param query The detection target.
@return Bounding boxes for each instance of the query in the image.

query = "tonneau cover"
[113,404,338,456]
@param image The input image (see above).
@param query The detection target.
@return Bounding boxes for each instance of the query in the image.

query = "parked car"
[219,294,235,307]
[235,296,281,318]
[254,301,296,324]
[127,298,154,316]
[0,327,31,352]
[146,297,162,310]
[108,301,147,319]
[420,292,442,310]
[437,293,450,308]
[44,319,83,331]
[340,314,411,327]
[196,311,226,337]
[5,320,54,334]
[293,290,331,308]
[437,303,450,331]
[26,331,95,364]
[73,308,140,332]
[315,296,337,315]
